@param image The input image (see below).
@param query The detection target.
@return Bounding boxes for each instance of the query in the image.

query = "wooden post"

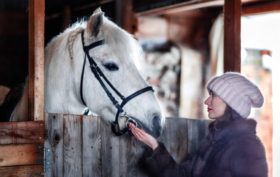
[224,0,241,72]
[28,0,45,121]
[116,0,135,33]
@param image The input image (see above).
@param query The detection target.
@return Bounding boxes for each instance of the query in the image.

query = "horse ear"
[86,8,104,37]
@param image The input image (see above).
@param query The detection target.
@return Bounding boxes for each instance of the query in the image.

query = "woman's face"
[204,91,227,119]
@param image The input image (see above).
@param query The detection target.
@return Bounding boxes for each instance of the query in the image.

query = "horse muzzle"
[111,113,142,136]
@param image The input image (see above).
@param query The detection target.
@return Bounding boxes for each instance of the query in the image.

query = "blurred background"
[0,1,279,176]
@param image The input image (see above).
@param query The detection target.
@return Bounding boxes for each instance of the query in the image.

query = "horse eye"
[102,62,119,71]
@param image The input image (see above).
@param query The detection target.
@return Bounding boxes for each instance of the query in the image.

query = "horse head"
[45,8,165,137]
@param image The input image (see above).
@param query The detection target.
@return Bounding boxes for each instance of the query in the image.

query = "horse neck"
[45,29,86,115]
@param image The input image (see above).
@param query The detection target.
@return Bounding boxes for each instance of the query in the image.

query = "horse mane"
[67,27,84,60]
[45,21,85,63]
[45,15,144,70]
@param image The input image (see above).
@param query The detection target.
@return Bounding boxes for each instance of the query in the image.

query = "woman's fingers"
[128,123,159,150]
[129,123,146,139]
[129,123,137,130]
[129,124,141,137]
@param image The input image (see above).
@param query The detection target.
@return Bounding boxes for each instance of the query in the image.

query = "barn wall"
[0,10,28,88]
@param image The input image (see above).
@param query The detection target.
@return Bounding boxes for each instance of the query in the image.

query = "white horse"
[10,8,164,137]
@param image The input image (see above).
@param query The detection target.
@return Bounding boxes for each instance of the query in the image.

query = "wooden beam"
[135,0,224,16]
[135,0,264,16]
[223,0,241,72]
[0,144,43,167]
[0,165,43,177]
[242,0,280,15]
[28,0,45,121]
[0,121,44,145]
[116,0,135,33]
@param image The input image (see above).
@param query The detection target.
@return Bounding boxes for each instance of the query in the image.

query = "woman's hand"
[129,123,159,150]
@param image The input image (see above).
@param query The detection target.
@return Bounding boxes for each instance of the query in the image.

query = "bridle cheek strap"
[115,86,154,120]
[80,30,154,136]
[111,86,153,136]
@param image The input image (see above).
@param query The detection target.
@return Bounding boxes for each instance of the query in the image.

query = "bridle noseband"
[80,30,154,136]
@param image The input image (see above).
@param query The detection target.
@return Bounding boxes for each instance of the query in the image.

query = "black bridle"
[80,31,154,136]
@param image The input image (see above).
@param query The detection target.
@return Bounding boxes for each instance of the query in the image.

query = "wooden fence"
[0,114,209,177]
[44,113,210,177]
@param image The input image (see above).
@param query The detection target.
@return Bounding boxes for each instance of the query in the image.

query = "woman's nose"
[204,96,210,105]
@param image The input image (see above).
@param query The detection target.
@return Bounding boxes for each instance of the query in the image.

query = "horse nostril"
[152,113,162,138]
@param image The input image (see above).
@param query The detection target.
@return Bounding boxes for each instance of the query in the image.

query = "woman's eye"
[209,91,215,97]
[102,62,119,71]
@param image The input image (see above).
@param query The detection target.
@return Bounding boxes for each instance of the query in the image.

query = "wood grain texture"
[224,0,241,72]
[0,165,43,177]
[0,121,44,145]
[82,116,102,177]
[63,115,82,177]
[0,144,43,167]
[45,114,210,177]
[28,0,45,121]
[44,113,64,177]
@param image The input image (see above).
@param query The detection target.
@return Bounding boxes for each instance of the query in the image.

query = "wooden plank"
[0,144,43,167]
[242,0,280,15]
[159,118,189,162]
[119,133,145,177]
[134,0,262,16]
[159,118,210,161]
[82,116,102,177]
[45,114,210,177]
[28,0,45,121]
[100,119,118,177]
[99,120,145,177]
[224,0,241,72]
[0,121,44,145]
[0,165,43,177]
[63,115,82,177]
[44,113,64,177]
[187,119,210,154]
[117,135,130,176]
[98,124,134,177]
[99,119,120,177]
[135,0,224,16]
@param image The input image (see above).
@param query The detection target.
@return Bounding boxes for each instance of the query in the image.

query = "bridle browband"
[80,30,154,136]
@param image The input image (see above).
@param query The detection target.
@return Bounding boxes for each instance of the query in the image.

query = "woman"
[129,72,268,177]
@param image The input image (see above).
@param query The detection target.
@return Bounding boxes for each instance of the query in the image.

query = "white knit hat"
[207,72,264,118]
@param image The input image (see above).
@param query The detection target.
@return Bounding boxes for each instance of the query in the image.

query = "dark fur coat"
[141,118,268,177]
